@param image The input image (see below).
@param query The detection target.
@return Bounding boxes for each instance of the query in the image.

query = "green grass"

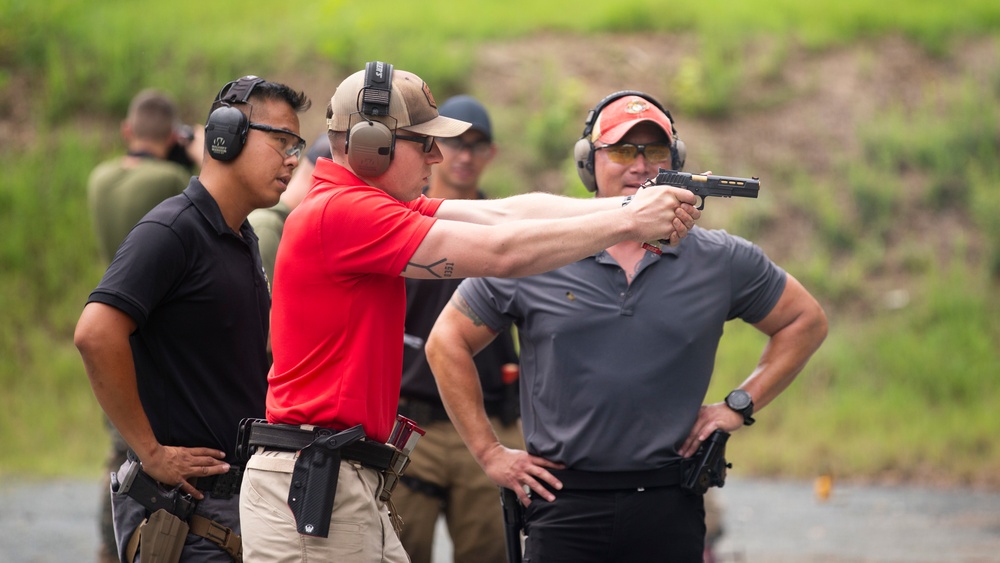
[3,0,1000,487]
[0,129,110,478]
[709,266,1000,484]
[5,0,1000,122]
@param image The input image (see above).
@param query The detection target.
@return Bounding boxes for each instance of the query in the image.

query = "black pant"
[523,485,705,563]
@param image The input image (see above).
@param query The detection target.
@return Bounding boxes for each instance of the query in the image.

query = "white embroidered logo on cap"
[625,100,649,114]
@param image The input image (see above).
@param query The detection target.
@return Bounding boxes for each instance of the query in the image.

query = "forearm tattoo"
[404,258,455,278]
[449,294,487,327]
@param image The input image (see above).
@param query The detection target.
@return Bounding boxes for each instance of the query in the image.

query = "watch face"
[727,390,751,410]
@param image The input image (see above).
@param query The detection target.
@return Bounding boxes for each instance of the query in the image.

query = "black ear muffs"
[574,90,686,192]
[204,105,247,162]
[346,61,396,176]
[204,76,265,162]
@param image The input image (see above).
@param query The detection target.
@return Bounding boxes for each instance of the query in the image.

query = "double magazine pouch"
[287,424,365,538]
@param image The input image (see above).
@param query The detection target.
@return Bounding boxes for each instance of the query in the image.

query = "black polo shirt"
[401,276,518,404]
[88,179,270,461]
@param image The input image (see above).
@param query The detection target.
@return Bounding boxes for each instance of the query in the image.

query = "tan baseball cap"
[327,67,471,137]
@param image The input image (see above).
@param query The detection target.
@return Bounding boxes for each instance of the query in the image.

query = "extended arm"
[426,294,564,505]
[679,274,828,456]
[436,191,628,224]
[74,302,229,497]
[404,184,700,280]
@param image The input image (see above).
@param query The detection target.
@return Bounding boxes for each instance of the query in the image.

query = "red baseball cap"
[589,95,674,145]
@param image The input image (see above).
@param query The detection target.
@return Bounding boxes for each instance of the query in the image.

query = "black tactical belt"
[399,474,448,501]
[398,396,509,425]
[194,465,244,499]
[548,463,684,490]
[397,397,450,425]
[247,421,395,471]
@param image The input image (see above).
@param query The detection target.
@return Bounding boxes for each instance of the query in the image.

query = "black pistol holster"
[681,430,733,495]
[287,424,366,538]
[499,486,524,563]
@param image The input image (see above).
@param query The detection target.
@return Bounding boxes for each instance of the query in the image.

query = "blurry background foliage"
[1,0,999,486]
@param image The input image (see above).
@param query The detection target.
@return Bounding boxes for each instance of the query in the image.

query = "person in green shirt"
[87,89,203,263]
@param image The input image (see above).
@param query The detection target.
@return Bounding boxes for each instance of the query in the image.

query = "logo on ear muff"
[347,61,396,176]
[573,90,686,193]
[204,76,265,162]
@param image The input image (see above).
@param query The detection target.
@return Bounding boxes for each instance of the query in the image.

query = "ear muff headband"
[205,76,265,162]
[573,90,686,192]
[347,61,396,177]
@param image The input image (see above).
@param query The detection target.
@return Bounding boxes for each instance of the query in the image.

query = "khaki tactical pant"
[240,449,408,563]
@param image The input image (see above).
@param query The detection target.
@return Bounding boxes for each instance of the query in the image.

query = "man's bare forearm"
[436,191,626,225]
[410,185,696,280]
[426,303,503,464]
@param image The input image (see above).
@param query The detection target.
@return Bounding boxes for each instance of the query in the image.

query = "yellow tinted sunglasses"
[596,142,672,165]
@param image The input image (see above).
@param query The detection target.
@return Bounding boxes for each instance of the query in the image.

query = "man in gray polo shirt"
[425,91,828,562]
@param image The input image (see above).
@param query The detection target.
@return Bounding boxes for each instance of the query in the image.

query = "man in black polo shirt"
[75,76,310,562]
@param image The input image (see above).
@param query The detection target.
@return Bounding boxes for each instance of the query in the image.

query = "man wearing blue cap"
[392,95,524,563]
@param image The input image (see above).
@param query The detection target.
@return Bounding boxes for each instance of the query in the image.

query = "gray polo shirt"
[457,227,786,471]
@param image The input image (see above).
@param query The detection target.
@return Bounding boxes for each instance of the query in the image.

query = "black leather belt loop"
[548,464,684,490]
[247,421,395,472]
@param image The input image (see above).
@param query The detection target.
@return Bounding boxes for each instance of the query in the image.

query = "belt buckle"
[202,518,231,545]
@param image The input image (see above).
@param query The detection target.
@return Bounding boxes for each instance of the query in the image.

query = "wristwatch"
[725,389,756,426]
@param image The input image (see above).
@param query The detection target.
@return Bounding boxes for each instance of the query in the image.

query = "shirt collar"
[592,235,686,272]
[313,158,365,188]
[184,178,257,241]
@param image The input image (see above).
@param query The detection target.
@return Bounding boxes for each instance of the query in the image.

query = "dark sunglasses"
[249,123,307,158]
[395,132,437,153]
[596,142,672,165]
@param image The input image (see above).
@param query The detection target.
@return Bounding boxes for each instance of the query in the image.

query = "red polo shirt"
[267,159,442,442]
